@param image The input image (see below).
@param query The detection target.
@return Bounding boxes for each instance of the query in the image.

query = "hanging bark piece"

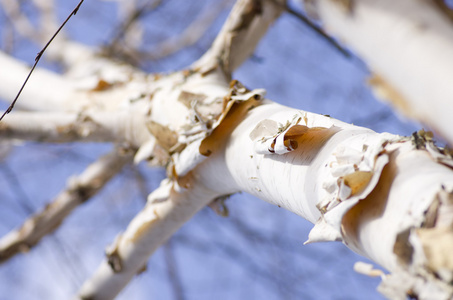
[199,81,265,156]
[146,120,178,150]
[342,171,373,197]
[173,81,265,177]
[353,261,385,278]
[307,133,404,244]
[250,113,340,155]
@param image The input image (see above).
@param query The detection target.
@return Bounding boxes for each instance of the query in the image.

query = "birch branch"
[308,0,453,145]
[76,65,453,299]
[0,47,151,119]
[192,0,284,77]
[215,100,453,299]
[0,111,151,146]
[146,0,232,61]
[0,149,133,263]
[76,178,223,299]
[0,51,75,112]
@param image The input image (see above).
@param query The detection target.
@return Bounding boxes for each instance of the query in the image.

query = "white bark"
[310,0,453,145]
[0,51,74,111]
[76,178,223,300]
[224,101,453,299]
[72,69,453,298]
[193,0,284,76]
[0,111,151,145]
[1,0,453,299]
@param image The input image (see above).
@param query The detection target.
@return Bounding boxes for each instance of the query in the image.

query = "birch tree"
[0,0,453,299]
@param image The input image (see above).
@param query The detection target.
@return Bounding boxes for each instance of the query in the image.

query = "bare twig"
[145,0,232,61]
[432,0,453,22]
[0,148,133,263]
[164,240,185,300]
[104,0,162,63]
[173,233,305,298]
[0,0,85,121]
[269,0,350,57]
[193,0,285,77]
[0,163,36,215]
[106,0,232,65]
[111,0,161,46]
[131,166,153,203]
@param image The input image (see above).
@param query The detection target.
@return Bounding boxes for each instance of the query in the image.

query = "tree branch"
[0,111,151,146]
[0,148,133,263]
[280,0,350,57]
[311,0,453,145]
[76,178,222,299]
[0,0,84,121]
[0,51,75,112]
[146,0,232,61]
[192,0,285,78]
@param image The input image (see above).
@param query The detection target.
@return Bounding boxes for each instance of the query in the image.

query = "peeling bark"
[1,0,453,299]
[76,178,223,300]
[310,0,453,145]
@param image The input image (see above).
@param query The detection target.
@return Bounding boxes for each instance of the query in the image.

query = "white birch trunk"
[309,0,453,145]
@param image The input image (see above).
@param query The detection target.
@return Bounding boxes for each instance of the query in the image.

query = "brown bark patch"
[341,152,396,251]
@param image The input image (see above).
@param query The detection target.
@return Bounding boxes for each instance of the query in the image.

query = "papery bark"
[309,0,453,145]
[2,1,453,299]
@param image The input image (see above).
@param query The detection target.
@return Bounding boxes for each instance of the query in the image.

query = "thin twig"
[270,0,350,58]
[105,0,162,57]
[0,163,35,215]
[0,0,85,121]
[164,240,185,300]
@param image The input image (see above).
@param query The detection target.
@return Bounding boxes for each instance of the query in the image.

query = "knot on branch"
[67,177,96,203]
[105,235,123,273]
